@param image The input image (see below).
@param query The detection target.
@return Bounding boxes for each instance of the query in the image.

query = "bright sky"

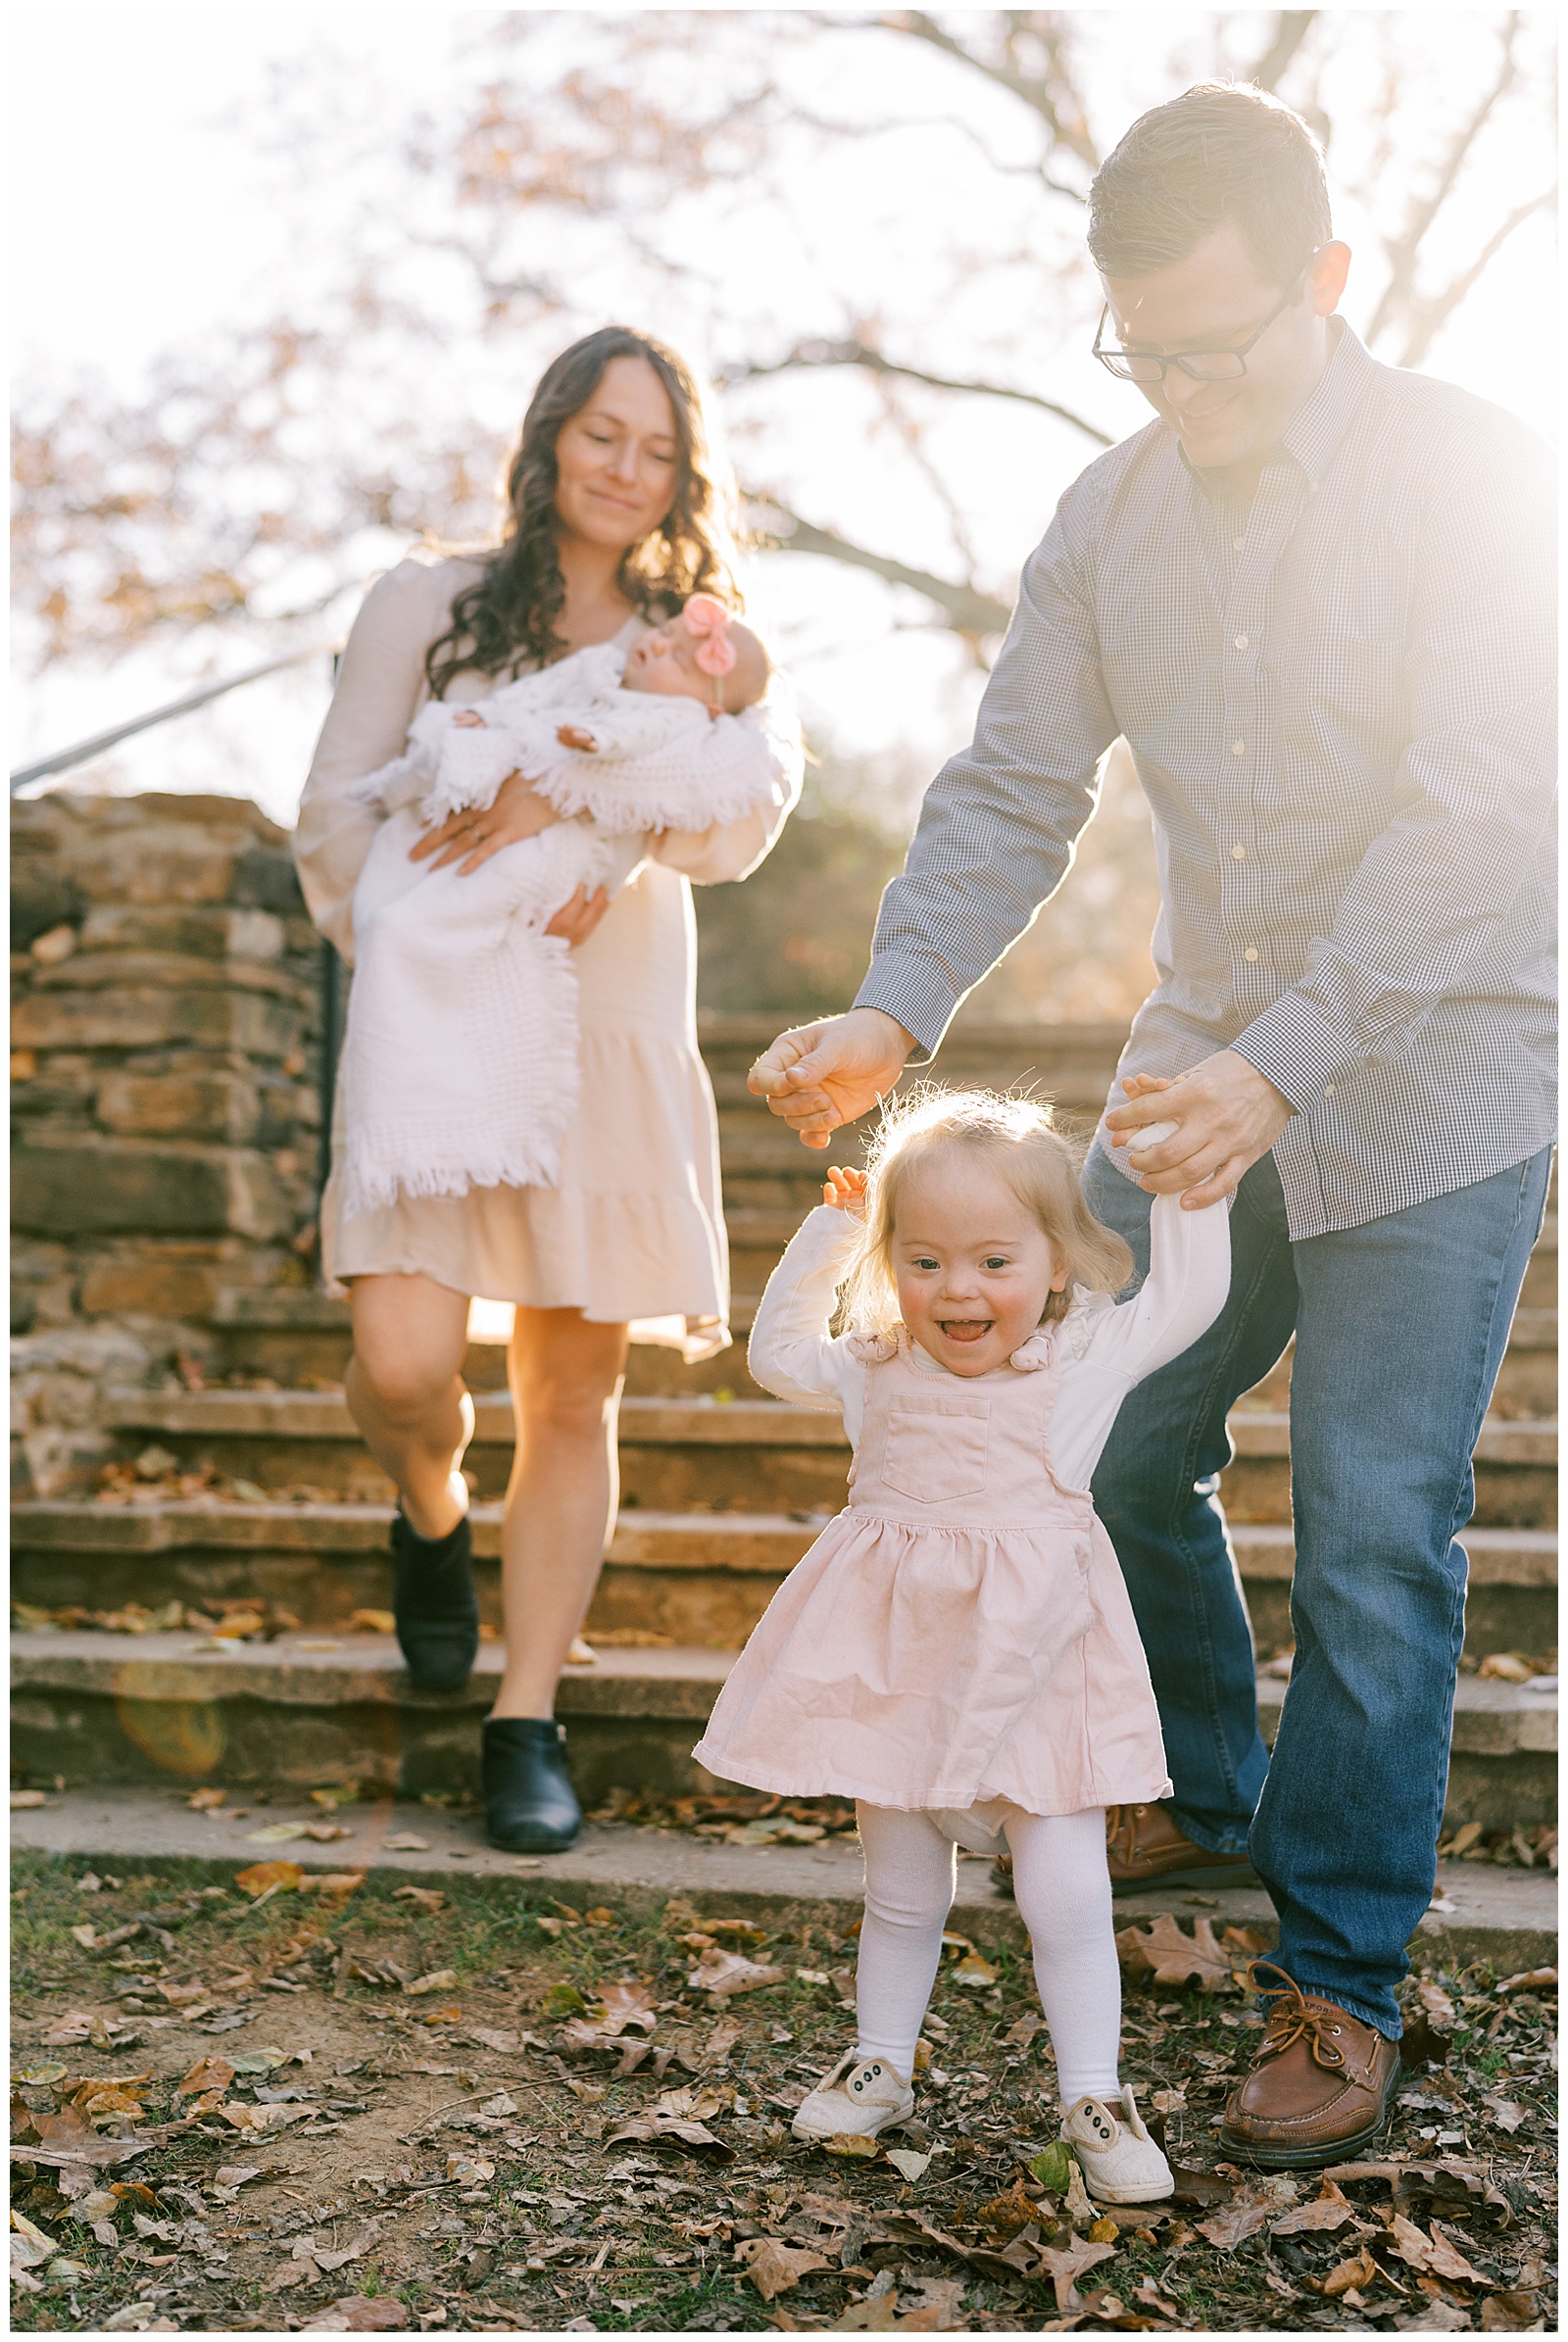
[10,8,1557,827]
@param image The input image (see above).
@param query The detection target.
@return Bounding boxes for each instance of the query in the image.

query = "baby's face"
[623,616,769,714]
[892,1157,1066,1379]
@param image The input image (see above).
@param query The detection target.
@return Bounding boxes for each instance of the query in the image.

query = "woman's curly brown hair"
[424,326,740,702]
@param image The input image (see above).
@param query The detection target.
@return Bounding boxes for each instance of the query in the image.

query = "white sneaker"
[792,2051,914,2142]
[1061,2086,1174,2203]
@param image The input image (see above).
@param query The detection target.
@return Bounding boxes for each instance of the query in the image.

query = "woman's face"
[553,356,680,553]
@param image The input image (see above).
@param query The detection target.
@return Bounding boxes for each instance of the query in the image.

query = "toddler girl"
[693,1087,1230,2203]
[336,597,777,1219]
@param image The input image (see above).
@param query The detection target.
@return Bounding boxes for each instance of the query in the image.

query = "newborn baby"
[336,598,780,1223]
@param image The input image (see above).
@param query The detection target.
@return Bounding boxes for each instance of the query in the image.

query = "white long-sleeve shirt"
[748,1193,1232,1493]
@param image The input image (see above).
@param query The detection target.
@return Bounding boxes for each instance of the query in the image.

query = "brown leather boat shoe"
[1221,1962,1401,2169]
[1105,1802,1257,1889]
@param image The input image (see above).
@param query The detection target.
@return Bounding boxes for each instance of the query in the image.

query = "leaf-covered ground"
[9,1850,1557,2333]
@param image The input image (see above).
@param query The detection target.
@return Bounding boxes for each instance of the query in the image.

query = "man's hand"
[748,1008,915,1151]
[1104,1052,1293,1206]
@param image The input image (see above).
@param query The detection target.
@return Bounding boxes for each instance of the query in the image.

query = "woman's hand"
[823,1166,868,1214]
[544,886,611,946]
[410,767,563,875]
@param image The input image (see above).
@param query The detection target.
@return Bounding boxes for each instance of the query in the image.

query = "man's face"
[1102,220,1348,477]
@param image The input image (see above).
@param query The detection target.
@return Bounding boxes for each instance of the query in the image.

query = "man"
[751,82,1555,2168]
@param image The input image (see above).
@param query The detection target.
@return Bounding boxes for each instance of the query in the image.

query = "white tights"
[854,1803,1121,2108]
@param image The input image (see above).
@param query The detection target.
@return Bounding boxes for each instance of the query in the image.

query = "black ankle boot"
[482,1717,582,1851]
[391,1510,478,1691]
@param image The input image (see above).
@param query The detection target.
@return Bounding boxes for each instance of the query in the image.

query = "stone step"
[97,1385,1558,1524]
[203,1291,771,1399]
[12,1500,1557,1664]
[11,1628,1555,1827]
[11,1785,1558,1975]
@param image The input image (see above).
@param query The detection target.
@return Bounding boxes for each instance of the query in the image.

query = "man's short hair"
[1088,82,1332,287]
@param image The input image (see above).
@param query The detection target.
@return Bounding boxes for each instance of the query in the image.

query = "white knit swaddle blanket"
[337,643,780,1220]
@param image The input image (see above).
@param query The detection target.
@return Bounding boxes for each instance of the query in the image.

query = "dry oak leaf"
[391,1886,445,1912]
[403,1969,459,1996]
[176,2056,235,2097]
[1115,1913,1234,1990]
[1197,2178,1298,2250]
[688,1946,788,1999]
[303,2301,411,2333]
[1390,2214,1486,2283]
[1477,2290,1544,2330]
[1037,2233,1117,2313]
[737,2235,832,2299]
[977,2177,1038,2239]
[234,1860,303,1897]
[1392,2305,1474,2332]
[1319,2244,1382,2299]
[1271,2178,1361,2235]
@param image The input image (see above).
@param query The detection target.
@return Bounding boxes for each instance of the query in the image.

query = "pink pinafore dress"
[693,1327,1172,1823]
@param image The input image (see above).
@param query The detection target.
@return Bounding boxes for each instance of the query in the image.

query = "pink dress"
[693,1196,1231,1835]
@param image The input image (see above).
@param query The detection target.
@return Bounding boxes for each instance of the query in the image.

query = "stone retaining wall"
[11,792,324,1497]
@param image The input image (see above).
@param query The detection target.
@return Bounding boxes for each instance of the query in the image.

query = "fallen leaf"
[304,2300,411,2333]
[978,2177,1037,2238]
[464,2025,520,2053]
[1115,1913,1234,1990]
[247,1821,312,1843]
[1004,2012,1049,2050]
[823,2132,882,2160]
[1390,2213,1486,2283]
[392,1886,446,1912]
[187,1786,227,1809]
[11,1789,49,1809]
[214,2165,265,2188]
[234,1861,304,1897]
[1272,2179,1360,2235]
[1418,1979,1459,2029]
[952,1952,1000,1987]
[885,2147,931,2181]
[1425,2222,1488,2285]
[349,1609,397,1635]
[304,1821,352,1842]
[382,1831,429,1851]
[688,1947,788,2000]
[1478,2290,1544,2329]
[1198,2179,1298,2250]
[1037,2234,1116,2313]
[300,1872,365,1896]
[1393,2302,1475,2331]
[445,2154,495,2184]
[1320,2244,1379,2298]
[1484,2097,1528,2133]
[605,2111,733,2159]
[404,1969,459,1995]
[1495,1967,1555,1995]
[736,2236,831,2300]
[1027,2141,1076,2197]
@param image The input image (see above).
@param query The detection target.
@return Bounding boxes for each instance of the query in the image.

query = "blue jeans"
[1083,1142,1552,2037]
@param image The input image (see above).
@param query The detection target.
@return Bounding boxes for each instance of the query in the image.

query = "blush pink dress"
[693,1196,1231,1837]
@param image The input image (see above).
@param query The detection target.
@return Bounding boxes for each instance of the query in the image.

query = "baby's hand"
[451,709,486,729]
[1121,1072,1174,1098]
[556,722,599,753]
[822,1166,868,1214]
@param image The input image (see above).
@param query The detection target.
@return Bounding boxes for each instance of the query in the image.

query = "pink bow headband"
[682,593,737,677]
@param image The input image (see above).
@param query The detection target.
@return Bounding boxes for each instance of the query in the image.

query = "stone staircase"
[12,1015,1557,1827]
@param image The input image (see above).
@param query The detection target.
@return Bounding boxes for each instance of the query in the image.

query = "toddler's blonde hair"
[838,1087,1135,1337]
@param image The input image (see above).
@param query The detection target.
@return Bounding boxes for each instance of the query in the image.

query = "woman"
[294,327,802,1851]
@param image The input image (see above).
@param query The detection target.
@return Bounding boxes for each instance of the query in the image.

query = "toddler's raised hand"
[823,1166,868,1214]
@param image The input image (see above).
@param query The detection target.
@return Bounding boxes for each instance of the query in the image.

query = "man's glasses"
[1092,253,1321,385]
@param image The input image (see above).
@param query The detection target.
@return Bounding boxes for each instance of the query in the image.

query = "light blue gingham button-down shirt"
[858,322,1556,1239]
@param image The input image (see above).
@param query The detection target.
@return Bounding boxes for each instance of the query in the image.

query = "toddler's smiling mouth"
[938,1317,994,1343]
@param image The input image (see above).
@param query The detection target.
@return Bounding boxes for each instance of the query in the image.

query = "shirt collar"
[1177,316,1373,498]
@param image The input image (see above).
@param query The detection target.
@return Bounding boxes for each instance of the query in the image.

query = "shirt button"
[1231,741,1246,756]
[1231,845,1247,860]
[1234,634,1250,650]
[1244,948,1259,962]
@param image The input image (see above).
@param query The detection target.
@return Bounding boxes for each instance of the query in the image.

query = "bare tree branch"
[1396,185,1556,368]
[748,497,1013,642]
[1248,11,1318,93]
[1364,12,1523,350]
[879,10,1100,171]
[721,337,1114,447]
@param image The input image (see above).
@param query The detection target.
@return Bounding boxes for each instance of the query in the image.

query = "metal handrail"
[9,638,340,795]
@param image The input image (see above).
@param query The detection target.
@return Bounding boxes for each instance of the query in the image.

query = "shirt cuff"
[854,951,961,1063]
[1233,992,1363,1114]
